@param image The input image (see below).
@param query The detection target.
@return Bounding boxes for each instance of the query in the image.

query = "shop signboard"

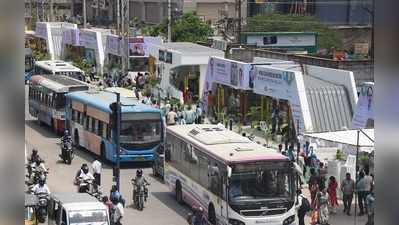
[352,82,374,129]
[79,30,98,49]
[207,57,252,90]
[106,34,121,56]
[253,66,308,133]
[129,37,162,57]
[35,22,48,39]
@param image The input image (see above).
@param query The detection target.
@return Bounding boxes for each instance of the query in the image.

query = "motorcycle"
[26,165,48,187]
[77,177,94,193]
[35,192,49,223]
[60,139,74,164]
[132,179,150,211]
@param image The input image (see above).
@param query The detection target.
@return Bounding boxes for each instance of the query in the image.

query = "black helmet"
[32,149,38,155]
[39,177,45,186]
[136,169,143,177]
[64,130,69,135]
[82,164,89,174]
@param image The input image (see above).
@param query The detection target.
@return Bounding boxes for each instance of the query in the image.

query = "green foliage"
[32,49,50,61]
[143,12,213,42]
[246,13,343,50]
[72,58,91,78]
[336,149,345,161]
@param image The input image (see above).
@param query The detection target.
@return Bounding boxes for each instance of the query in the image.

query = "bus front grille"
[240,208,287,217]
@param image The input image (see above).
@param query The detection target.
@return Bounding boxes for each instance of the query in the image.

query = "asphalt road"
[25,85,368,225]
[25,85,191,225]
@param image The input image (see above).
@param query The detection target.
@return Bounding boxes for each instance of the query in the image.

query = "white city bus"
[34,60,85,81]
[164,125,298,225]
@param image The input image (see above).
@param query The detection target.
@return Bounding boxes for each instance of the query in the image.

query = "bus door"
[208,162,228,224]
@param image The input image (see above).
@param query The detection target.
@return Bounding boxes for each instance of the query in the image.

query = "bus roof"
[66,90,161,114]
[31,75,90,93]
[167,125,287,164]
[104,87,138,99]
[35,60,83,72]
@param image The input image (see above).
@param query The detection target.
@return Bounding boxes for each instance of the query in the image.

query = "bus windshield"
[68,209,108,225]
[120,119,162,148]
[229,161,294,202]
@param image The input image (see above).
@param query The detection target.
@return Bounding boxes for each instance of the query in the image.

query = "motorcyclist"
[75,163,88,184]
[29,148,41,165]
[132,169,150,201]
[32,178,51,195]
[60,129,73,160]
[132,169,150,187]
[78,164,95,182]
[77,164,95,193]
[61,129,72,143]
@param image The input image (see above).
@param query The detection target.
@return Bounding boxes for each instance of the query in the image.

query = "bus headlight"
[228,218,245,225]
[282,215,295,225]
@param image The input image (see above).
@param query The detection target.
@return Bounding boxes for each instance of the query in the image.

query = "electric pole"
[167,0,171,42]
[117,0,120,34]
[50,0,54,21]
[236,0,242,43]
[83,0,87,28]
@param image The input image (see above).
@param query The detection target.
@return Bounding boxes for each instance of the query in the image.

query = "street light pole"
[83,0,87,28]
[167,0,171,42]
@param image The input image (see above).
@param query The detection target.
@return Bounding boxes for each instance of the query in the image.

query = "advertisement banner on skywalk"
[206,56,253,90]
[253,66,309,133]
[129,37,162,57]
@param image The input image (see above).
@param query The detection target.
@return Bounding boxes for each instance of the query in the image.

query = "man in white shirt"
[112,198,124,225]
[32,179,50,195]
[92,157,102,188]
[166,107,178,125]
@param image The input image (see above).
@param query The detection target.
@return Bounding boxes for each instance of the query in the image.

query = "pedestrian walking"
[92,157,102,189]
[112,197,124,225]
[327,176,339,213]
[316,185,330,225]
[341,172,355,216]
[183,105,196,124]
[295,189,310,225]
[195,103,202,124]
[90,64,96,81]
[363,167,373,214]
[166,107,178,126]
[308,168,320,207]
[356,171,367,216]
[207,91,214,118]
[366,188,375,225]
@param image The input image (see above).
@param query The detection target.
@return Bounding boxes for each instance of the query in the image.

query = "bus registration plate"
[136,156,145,161]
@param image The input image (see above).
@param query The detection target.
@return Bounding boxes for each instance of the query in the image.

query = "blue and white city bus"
[65,90,164,163]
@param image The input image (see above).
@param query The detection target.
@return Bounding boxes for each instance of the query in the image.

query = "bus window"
[54,93,66,110]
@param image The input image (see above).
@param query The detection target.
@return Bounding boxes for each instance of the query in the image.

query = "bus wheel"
[208,203,216,225]
[175,181,183,204]
[74,130,79,148]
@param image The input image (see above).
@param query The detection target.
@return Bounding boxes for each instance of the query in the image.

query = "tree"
[246,13,343,51]
[143,12,213,42]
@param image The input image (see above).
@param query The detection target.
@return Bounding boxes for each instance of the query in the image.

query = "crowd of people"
[163,102,203,126]
[291,141,375,225]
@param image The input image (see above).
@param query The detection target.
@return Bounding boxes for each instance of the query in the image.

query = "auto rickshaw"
[25,194,38,225]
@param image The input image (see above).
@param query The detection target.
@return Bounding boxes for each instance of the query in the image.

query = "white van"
[48,193,110,225]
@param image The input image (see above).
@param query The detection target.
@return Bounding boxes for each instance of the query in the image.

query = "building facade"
[247,0,372,26]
